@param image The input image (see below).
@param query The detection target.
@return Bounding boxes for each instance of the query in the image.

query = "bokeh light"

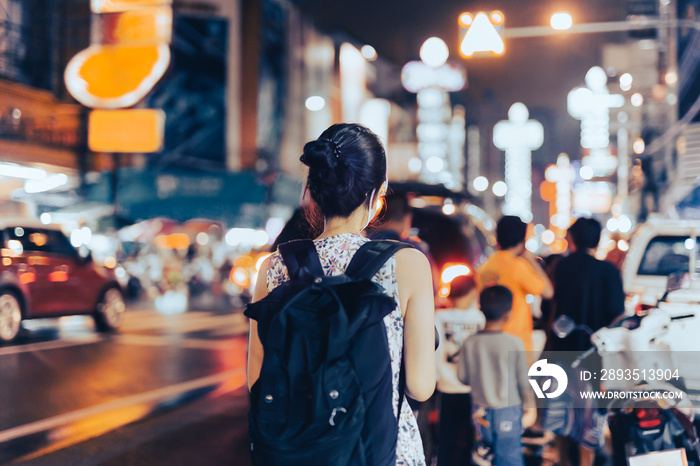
[425,156,444,173]
[550,12,573,30]
[619,73,633,91]
[631,92,644,107]
[541,230,555,244]
[408,157,422,173]
[618,216,632,233]
[473,176,489,192]
[420,37,449,68]
[442,203,456,215]
[492,181,507,197]
[305,95,326,111]
[361,45,377,61]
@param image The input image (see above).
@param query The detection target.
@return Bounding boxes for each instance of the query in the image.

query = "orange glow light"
[233,255,255,269]
[49,271,69,282]
[19,272,36,285]
[540,180,557,202]
[489,10,504,25]
[154,233,190,250]
[230,267,250,288]
[459,12,473,27]
[441,263,471,284]
[29,232,47,247]
[88,109,165,153]
[104,256,117,268]
[550,239,568,254]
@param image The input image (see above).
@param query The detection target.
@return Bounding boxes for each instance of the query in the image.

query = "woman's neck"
[317,210,367,239]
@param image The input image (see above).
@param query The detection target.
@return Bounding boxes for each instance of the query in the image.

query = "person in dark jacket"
[550,217,625,353]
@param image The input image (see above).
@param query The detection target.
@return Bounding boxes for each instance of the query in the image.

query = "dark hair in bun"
[301,123,386,219]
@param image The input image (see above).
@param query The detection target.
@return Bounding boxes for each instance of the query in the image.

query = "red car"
[0,221,125,343]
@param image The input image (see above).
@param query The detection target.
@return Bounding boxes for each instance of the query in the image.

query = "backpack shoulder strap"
[278,239,324,280]
[345,240,413,281]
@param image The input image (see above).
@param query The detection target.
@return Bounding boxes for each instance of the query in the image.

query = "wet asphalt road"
[0,295,253,465]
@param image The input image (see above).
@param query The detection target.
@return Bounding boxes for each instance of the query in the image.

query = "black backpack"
[244,239,411,466]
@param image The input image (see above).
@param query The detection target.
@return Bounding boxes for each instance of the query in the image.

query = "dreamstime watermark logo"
[528,359,568,399]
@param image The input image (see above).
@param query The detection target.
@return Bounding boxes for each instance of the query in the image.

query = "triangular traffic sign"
[460,13,505,57]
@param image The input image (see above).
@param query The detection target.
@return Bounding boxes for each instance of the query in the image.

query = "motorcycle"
[552,272,700,466]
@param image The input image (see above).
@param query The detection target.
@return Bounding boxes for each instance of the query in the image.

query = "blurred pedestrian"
[248,123,436,465]
[477,215,553,354]
[547,217,624,466]
[457,285,537,466]
[434,274,484,466]
[549,217,625,352]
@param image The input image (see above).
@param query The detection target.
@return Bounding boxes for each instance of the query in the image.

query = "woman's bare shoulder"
[396,247,432,277]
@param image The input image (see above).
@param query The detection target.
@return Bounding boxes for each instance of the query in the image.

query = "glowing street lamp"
[493,103,543,222]
[550,13,573,31]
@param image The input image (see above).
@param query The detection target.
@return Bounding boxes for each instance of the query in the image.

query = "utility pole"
[659,0,679,182]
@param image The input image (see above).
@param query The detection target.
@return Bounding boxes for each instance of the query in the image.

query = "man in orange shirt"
[477,216,553,353]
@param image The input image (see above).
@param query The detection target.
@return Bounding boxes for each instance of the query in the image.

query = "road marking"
[0,335,102,356]
[0,368,246,444]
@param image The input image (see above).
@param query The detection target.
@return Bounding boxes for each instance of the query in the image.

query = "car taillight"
[636,407,662,429]
[636,303,655,316]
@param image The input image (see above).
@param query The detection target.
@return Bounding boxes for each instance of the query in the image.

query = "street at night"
[4,0,700,464]
[1,297,251,465]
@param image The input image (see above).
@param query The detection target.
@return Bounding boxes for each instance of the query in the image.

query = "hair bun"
[301,138,337,170]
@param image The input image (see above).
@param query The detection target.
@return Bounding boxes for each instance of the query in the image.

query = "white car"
[620,218,700,400]
[622,217,700,307]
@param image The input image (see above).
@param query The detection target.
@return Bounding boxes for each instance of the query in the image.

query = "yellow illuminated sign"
[88,109,165,153]
[65,1,172,109]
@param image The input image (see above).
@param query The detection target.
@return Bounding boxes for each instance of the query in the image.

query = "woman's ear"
[378,179,388,198]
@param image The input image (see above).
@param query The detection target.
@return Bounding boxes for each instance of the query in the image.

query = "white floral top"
[266,233,426,465]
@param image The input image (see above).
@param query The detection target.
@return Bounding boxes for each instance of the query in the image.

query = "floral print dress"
[266,233,426,465]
